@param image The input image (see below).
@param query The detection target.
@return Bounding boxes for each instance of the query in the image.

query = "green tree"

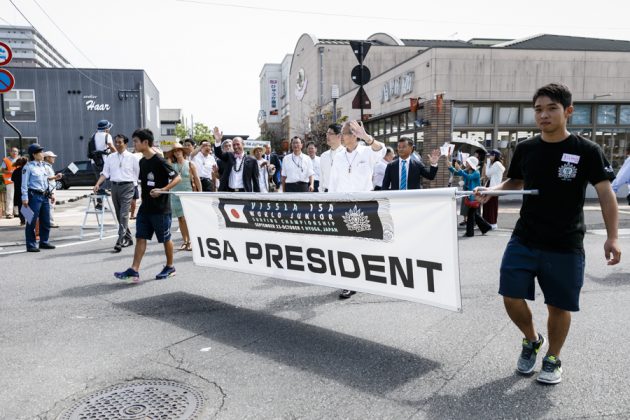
[192,123,214,143]
[174,123,189,140]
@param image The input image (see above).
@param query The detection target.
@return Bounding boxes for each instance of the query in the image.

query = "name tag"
[561,153,580,164]
[147,181,155,187]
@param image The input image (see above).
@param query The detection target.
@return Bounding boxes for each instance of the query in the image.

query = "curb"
[56,193,90,206]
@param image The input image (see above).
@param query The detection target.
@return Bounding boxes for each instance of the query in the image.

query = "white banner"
[178,189,462,312]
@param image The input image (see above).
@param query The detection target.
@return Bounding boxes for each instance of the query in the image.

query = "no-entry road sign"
[0,68,16,93]
[0,41,12,66]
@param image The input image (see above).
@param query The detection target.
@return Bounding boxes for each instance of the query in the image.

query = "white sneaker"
[490,224,498,230]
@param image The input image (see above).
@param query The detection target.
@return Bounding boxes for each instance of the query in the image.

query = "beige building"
[261,33,630,194]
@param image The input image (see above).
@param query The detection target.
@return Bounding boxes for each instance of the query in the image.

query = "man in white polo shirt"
[93,134,140,252]
[192,140,217,191]
[281,136,314,192]
[328,120,385,299]
[319,124,343,192]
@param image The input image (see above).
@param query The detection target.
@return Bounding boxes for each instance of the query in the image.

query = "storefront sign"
[381,71,414,103]
[269,79,278,115]
[83,95,111,111]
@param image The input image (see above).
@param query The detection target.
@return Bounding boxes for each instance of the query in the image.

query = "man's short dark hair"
[533,83,572,109]
[183,138,195,146]
[132,128,154,146]
[328,123,342,135]
[306,141,316,148]
[115,134,129,144]
[385,147,395,156]
[398,137,414,148]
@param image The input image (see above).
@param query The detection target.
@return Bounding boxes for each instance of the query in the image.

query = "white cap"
[43,151,57,158]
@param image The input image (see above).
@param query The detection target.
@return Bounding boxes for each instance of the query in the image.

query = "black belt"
[28,188,46,195]
[111,181,134,185]
[288,181,308,185]
[201,177,213,181]
[228,188,245,192]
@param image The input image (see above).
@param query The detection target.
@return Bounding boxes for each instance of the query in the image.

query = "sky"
[2,0,630,138]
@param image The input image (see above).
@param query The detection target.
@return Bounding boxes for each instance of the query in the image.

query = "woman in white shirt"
[482,149,506,229]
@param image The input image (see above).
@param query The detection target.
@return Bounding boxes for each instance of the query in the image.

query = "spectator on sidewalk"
[10,157,28,226]
[43,151,59,228]
[482,149,506,229]
[448,155,491,237]
[1,146,19,219]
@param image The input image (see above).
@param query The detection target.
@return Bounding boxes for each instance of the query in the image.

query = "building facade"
[263,33,630,196]
[1,67,160,170]
[0,25,70,68]
[159,108,184,146]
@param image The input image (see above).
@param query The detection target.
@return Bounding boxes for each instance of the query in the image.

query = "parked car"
[55,160,99,190]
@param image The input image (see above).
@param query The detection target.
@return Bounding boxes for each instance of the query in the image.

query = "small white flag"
[68,162,79,174]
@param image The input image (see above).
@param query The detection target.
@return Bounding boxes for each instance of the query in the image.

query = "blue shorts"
[135,212,172,243]
[499,236,585,312]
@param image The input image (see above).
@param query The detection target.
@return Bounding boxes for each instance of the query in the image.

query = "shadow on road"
[116,291,441,395]
[586,271,630,287]
[417,374,553,419]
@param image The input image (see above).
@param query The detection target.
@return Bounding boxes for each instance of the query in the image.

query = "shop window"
[471,106,493,125]
[398,113,407,132]
[499,106,519,125]
[452,106,468,126]
[378,120,384,136]
[4,137,37,155]
[2,89,36,121]
[620,105,630,125]
[522,107,535,125]
[407,112,415,130]
[597,105,617,125]
[391,115,399,133]
[384,117,391,135]
[571,104,591,125]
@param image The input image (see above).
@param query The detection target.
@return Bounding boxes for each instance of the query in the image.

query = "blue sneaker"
[156,265,176,280]
[517,333,545,374]
[114,268,140,283]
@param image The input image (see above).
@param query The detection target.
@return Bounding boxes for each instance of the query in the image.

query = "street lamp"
[331,84,339,123]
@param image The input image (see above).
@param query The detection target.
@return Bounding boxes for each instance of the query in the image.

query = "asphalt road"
[1,190,629,419]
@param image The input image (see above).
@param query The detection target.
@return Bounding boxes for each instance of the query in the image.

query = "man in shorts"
[476,83,621,384]
[114,128,181,282]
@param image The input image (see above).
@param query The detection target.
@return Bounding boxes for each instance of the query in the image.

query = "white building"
[0,25,70,68]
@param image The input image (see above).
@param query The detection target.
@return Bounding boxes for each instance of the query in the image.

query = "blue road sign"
[0,68,16,93]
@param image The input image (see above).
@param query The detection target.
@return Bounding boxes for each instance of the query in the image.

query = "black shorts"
[135,212,172,243]
[499,236,585,312]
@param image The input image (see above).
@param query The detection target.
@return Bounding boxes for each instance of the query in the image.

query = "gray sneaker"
[537,355,562,384]
[517,333,545,374]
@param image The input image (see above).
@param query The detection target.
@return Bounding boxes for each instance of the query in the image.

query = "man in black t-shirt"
[476,83,621,385]
[114,128,181,283]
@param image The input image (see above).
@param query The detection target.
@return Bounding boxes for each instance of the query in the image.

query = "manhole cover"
[58,380,205,420]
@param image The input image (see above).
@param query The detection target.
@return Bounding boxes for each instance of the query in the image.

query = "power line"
[30,0,98,67]
[7,0,122,91]
[176,0,630,32]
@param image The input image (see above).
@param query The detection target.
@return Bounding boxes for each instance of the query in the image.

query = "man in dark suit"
[381,137,440,190]
[213,128,260,192]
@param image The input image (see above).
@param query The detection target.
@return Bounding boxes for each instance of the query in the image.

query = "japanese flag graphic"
[224,203,248,224]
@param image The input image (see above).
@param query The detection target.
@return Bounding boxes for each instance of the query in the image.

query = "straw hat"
[165,143,189,160]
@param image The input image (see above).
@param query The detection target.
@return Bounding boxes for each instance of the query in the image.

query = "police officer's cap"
[28,143,44,155]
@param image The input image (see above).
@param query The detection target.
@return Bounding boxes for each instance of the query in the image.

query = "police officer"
[21,144,62,252]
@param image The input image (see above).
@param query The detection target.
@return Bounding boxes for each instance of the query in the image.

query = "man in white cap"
[43,151,59,228]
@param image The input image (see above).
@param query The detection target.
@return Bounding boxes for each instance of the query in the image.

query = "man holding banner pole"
[475,83,621,385]
[329,120,385,299]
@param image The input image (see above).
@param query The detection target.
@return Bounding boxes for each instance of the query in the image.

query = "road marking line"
[0,234,117,256]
